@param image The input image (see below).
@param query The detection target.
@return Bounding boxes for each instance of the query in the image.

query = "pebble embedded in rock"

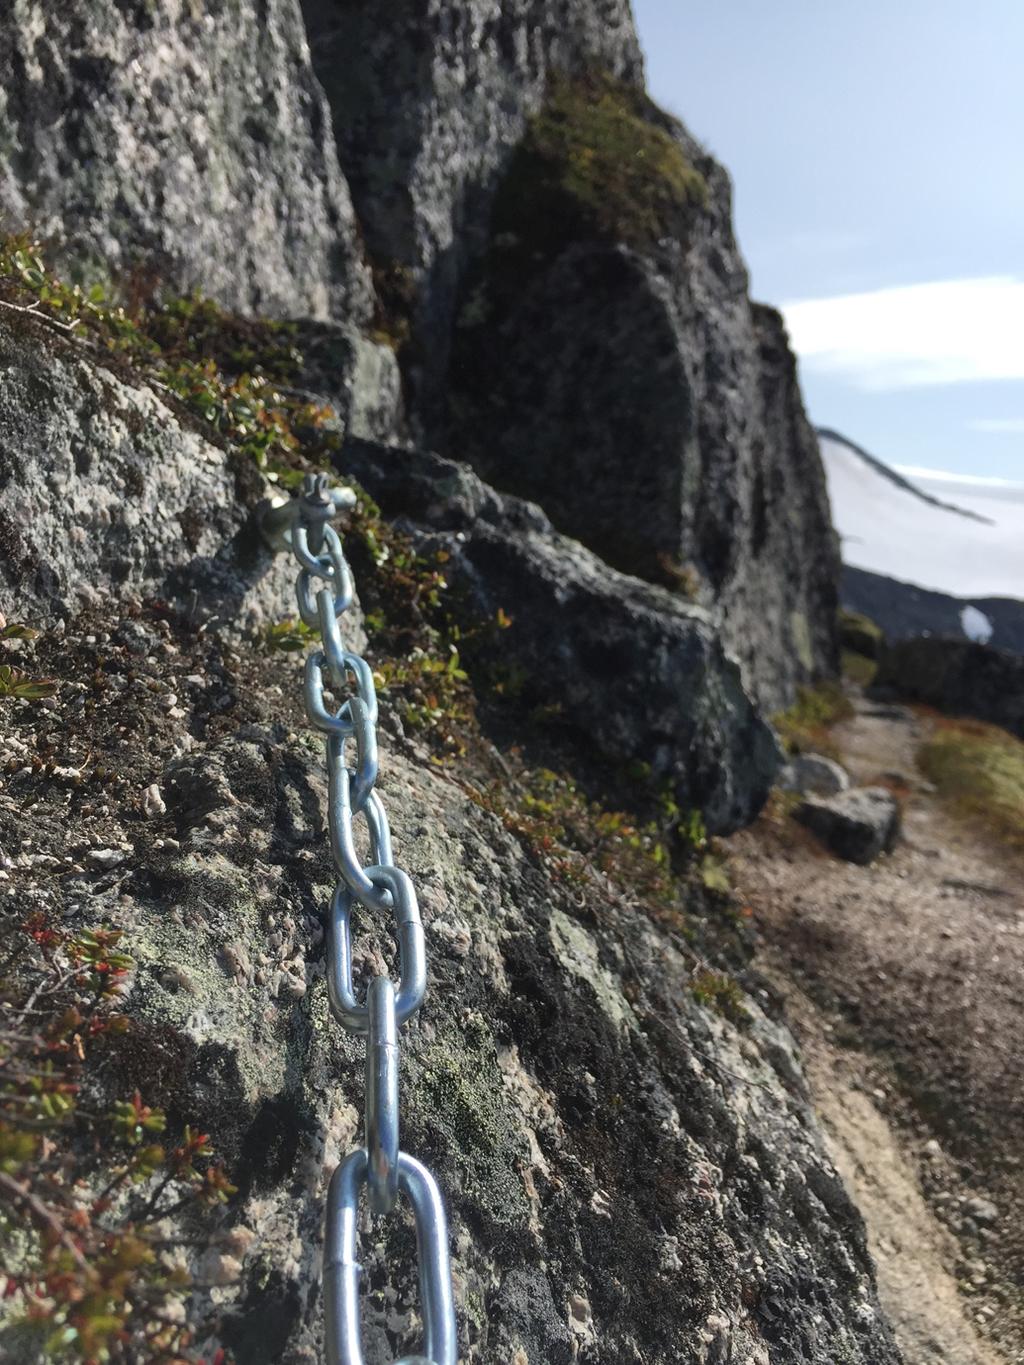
[87,847,125,869]
[963,1196,999,1225]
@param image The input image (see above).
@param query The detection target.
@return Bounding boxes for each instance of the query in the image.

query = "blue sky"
[631,0,1024,480]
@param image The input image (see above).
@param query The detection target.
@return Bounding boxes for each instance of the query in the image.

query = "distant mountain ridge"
[842,565,1024,658]
[818,428,1024,604]
[818,427,1024,657]
[816,427,993,525]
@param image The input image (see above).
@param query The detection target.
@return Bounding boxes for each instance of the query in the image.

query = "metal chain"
[264,474,457,1365]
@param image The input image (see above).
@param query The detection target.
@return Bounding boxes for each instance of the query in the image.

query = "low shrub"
[918,716,1024,851]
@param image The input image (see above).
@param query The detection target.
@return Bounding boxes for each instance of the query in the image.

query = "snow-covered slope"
[819,429,1024,600]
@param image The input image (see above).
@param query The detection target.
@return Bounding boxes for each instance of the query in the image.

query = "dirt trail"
[731,695,1024,1365]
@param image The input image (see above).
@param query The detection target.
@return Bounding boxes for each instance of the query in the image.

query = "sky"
[631,0,1024,481]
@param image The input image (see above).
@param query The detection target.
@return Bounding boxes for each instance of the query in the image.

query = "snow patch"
[819,432,1024,600]
[960,606,994,644]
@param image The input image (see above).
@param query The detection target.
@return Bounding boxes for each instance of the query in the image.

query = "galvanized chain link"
[266,474,457,1365]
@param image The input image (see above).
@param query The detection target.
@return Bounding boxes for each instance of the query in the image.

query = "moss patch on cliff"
[0,235,336,480]
[838,608,883,661]
[409,1016,532,1245]
[452,69,706,348]
[493,71,707,268]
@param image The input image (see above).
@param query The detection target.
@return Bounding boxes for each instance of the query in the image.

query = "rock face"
[876,636,1024,740]
[0,3,900,1358]
[298,6,840,709]
[0,604,901,1365]
[0,313,900,1360]
[447,244,840,708]
[0,312,294,629]
[341,438,782,834]
[796,788,901,866]
[2,0,841,711]
[0,0,369,323]
[299,0,643,396]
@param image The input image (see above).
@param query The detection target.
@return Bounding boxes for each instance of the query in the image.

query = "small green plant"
[0,913,235,1362]
[263,618,318,652]
[376,648,470,741]
[468,765,723,917]
[690,969,748,1024]
[0,665,57,700]
[699,853,732,895]
[773,681,853,759]
[0,622,57,700]
[0,235,340,480]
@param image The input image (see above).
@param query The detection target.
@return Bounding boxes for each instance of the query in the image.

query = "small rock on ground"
[795,787,900,865]
[779,753,850,797]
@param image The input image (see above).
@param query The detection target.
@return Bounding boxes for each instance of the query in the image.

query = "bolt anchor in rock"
[259,471,356,555]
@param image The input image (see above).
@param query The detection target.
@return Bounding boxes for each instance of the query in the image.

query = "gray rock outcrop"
[0,2,904,1356]
[341,437,782,834]
[0,312,292,629]
[0,588,901,1365]
[2,0,842,713]
[299,0,643,393]
[298,4,840,710]
[875,636,1024,740]
[0,0,369,322]
[796,787,901,865]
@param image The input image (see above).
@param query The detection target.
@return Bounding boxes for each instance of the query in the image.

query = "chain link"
[272,474,457,1365]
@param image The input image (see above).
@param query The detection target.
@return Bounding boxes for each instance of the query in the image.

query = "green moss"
[446,69,707,458]
[410,1018,531,1236]
[691,969,749,1025]
[773,681,853,760]
[838,608,883,660]
[918,717,1024,851]
[789,610,815,673]
[841,648,877,687]
[496,71,706,257]
[0,234,337,479]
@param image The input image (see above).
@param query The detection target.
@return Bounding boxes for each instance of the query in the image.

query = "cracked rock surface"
[0,0,369,323]
[0,325,900,1362]
[1,619,900,1365]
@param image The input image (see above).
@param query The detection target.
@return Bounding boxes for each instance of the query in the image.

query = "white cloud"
[969,417,1024,433]
[782,277,1024,390]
